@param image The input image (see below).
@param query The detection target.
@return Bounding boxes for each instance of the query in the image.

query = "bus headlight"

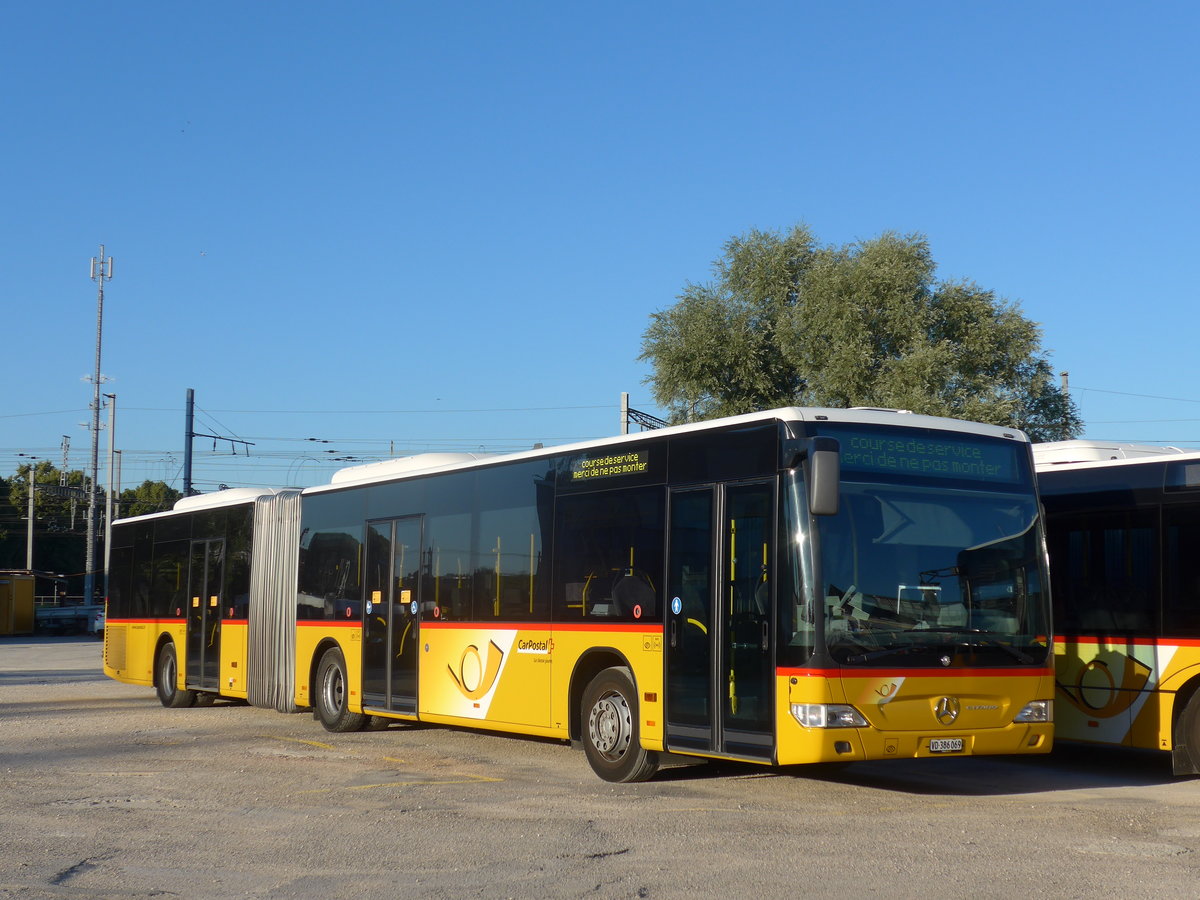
[1013,700,1053,723]
[791,703,868,728]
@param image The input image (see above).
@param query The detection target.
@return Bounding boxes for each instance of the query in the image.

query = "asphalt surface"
[1,636,1199,899]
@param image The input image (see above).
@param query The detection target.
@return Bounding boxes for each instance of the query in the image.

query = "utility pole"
[619,392,667,434]
[104,393,117,596]
[112,450,122,521]
[22,456,38,571]
[1061,371,1071,440]
[86,246,113,603]
[184,388,195,495]
[183,388,254,495]
[28,466,36,570]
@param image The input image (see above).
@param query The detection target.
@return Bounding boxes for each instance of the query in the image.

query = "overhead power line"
[1076,386,1200,405]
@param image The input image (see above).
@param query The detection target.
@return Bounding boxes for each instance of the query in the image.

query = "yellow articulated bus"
[104,407,1053,782]
[1035,440,1200,775]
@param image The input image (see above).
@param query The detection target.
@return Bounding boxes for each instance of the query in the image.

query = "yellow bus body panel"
[104,620,251,700]
[219,622,249,699]
[103,621,183,688]
[1055,636,1200,753]
[295,623,363,711]
[776,668,1054,764]
[549,623,665,749]
[414,622,665,747]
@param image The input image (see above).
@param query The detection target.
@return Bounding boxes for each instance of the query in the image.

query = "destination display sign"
[569,450,651,482]
[823,427,1025,485]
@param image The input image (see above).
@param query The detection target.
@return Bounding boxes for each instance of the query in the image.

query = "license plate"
[930,738,964,753]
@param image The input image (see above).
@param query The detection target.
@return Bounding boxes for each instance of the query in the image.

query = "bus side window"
[1051,511,1156,636]
[553,488,664,623]
[1165,506,1200,637]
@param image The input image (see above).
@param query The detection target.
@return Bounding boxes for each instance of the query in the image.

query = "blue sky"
[3,1,1198,494]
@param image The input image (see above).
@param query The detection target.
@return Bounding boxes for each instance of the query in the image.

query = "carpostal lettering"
[570,451,650,481]
[517,638,551,654]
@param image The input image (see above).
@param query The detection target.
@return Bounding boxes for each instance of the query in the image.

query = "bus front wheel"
[315,647,367,733]
[581,666,659,783]
[155,643,196,709]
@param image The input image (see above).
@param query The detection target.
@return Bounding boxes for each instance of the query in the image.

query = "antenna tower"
[85,246,113,602]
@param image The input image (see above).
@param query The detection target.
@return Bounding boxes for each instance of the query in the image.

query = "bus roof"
[112,486,292,526]
[309,406,1030,493]
[1033,439,1189,470]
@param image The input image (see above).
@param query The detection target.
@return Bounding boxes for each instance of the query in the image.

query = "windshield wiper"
[934,630,1037,664]
[844,646,913,665]
[842,634,1038,666]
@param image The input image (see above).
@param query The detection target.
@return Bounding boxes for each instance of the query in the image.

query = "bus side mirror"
[808,437,840,516]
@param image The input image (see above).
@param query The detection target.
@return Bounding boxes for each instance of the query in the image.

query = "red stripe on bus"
[778,667,1054,679]
[104,617,247,625]
[1054,634,1200,647]
[420,620,662,634]
[552,622,664,633]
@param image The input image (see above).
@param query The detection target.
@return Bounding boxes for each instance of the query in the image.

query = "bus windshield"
[818,480,1050,667]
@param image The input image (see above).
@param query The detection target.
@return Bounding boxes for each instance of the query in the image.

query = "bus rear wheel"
[315,647,367,733]
[155,643,196,709]
[1177,690,1200,775]
[582,666,659,783]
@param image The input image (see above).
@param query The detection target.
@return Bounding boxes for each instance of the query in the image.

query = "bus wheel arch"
[578,661,660,783]
[307,638,341,707]
[1172,677,1200,776]
[569,649,632,743]
[313,643,367,733]
[154,638,196,709]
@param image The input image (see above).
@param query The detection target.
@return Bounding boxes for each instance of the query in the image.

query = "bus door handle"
[761,620,769,651]
[669,618,678,649]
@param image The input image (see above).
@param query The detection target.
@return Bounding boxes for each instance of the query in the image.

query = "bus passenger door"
[362,516,422,715]
[186,538,224,690]
[666,481,775,760]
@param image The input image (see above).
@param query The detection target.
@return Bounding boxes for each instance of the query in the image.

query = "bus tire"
[582,666,659,783]
[1177,690,1200,775]
[155,643,196,709]
[315,647,367,733]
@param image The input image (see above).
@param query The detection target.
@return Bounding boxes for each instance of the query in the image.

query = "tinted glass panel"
[427,512,473,621]
[553,487,665,623]
[1048,509,1158,636]
[777,472,818,666]
[1164,506,1200,637]
[298,493,365,621]
[822,482,1050,665]
[724,482,774,735]
[472,463,552,621]
[150,539,188,618]
[666,488,713,740]
[1166,460,1200,493]
[225,507,253,619]
[107,545,134,617]
[155,514,190,543]
[669,425,777,485]
[130,523,154,618]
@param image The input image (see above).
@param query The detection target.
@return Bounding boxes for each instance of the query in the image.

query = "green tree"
[6,462,88,532]
[119,480,182,518]
[2,463,88,578]
[641,225,1082,441]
